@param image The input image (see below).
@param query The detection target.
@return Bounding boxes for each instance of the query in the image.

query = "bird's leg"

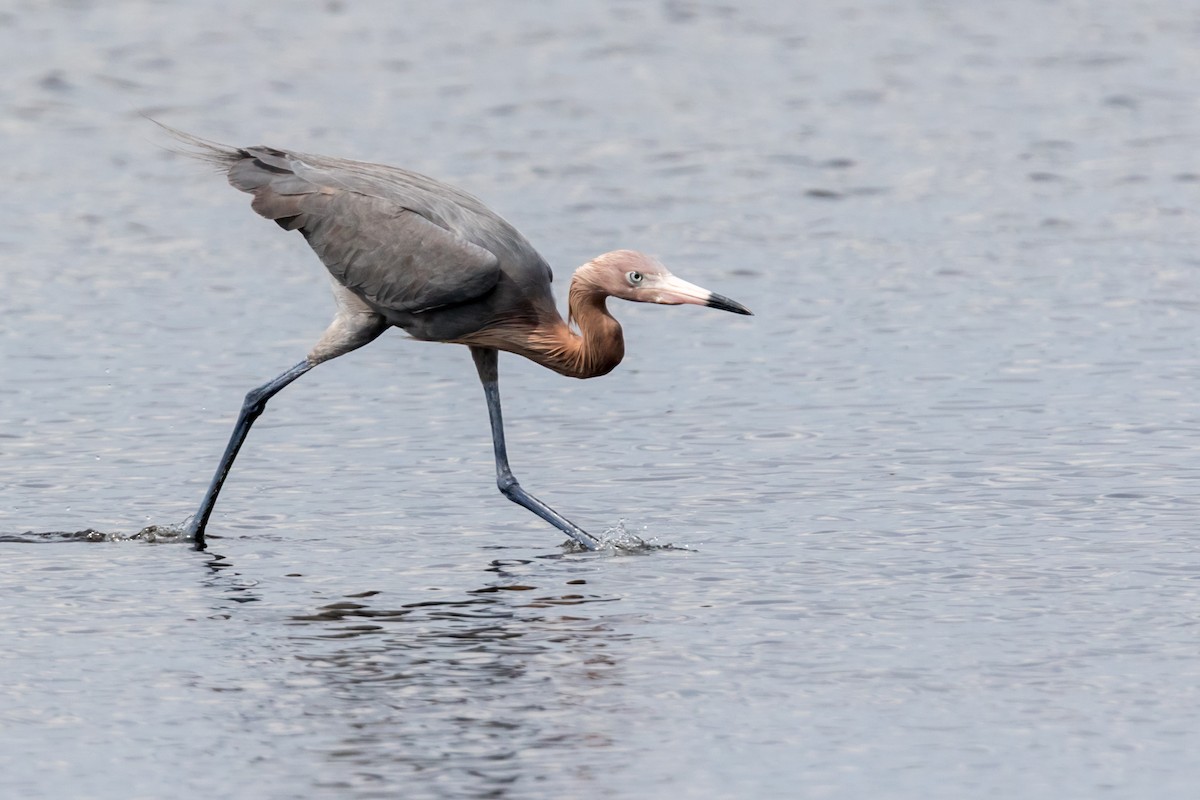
[187,359,314,549]
[470,347,601,551]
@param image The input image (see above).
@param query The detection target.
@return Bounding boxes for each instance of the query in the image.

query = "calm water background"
[2,1,1199,798]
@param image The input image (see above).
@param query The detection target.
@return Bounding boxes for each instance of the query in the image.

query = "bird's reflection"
[193,548,264,613]
[281,556,629,796]
[6,528,640,794]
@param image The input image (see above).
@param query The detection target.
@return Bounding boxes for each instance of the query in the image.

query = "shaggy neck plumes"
[517,265,625,379]
[458,259,627,379]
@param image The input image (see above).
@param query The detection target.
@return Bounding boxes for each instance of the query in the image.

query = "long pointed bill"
[651,274,753,315]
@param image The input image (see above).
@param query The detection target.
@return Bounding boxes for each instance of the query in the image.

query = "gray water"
[2,1,1199,797]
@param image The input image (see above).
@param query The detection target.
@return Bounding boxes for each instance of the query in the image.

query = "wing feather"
[228,147,501,314]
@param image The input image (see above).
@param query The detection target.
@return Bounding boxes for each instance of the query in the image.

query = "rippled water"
[3,1,1200,798]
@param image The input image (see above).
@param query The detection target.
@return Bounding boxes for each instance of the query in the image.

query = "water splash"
[129,522,193,542]
[562,520,693,554]
[0,522,194,544]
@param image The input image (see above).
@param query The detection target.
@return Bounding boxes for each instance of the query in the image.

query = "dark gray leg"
[470,347,600,551]
[188,359,313,548]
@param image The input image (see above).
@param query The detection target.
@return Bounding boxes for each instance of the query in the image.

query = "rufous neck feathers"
[516,266,624,379]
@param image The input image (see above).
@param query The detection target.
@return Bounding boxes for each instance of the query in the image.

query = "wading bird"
[170,129,751,551]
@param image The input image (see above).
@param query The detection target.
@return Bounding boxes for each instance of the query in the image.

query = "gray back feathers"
[163,125,554,317]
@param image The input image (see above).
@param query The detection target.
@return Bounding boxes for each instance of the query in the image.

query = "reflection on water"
[279,559,628,795]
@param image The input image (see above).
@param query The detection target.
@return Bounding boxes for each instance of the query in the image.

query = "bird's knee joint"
[242,389,267,415]
[496,474,520,498]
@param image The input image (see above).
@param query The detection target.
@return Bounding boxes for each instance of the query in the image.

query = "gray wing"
[227,146,501,314]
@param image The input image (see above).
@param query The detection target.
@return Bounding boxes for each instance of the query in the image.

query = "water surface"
[2,1,1200,798]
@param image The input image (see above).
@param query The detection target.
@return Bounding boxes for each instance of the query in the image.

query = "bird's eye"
[627,271,644,285]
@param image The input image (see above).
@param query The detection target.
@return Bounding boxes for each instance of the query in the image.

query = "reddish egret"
[170,129,751,551]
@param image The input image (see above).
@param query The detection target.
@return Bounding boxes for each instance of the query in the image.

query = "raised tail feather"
[150,118,244,171]
[152,120,314,230]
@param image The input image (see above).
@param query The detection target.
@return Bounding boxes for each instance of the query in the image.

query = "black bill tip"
[706,292,753,315]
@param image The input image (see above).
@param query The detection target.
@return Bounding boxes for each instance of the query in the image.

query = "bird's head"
[580,250,753,315]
